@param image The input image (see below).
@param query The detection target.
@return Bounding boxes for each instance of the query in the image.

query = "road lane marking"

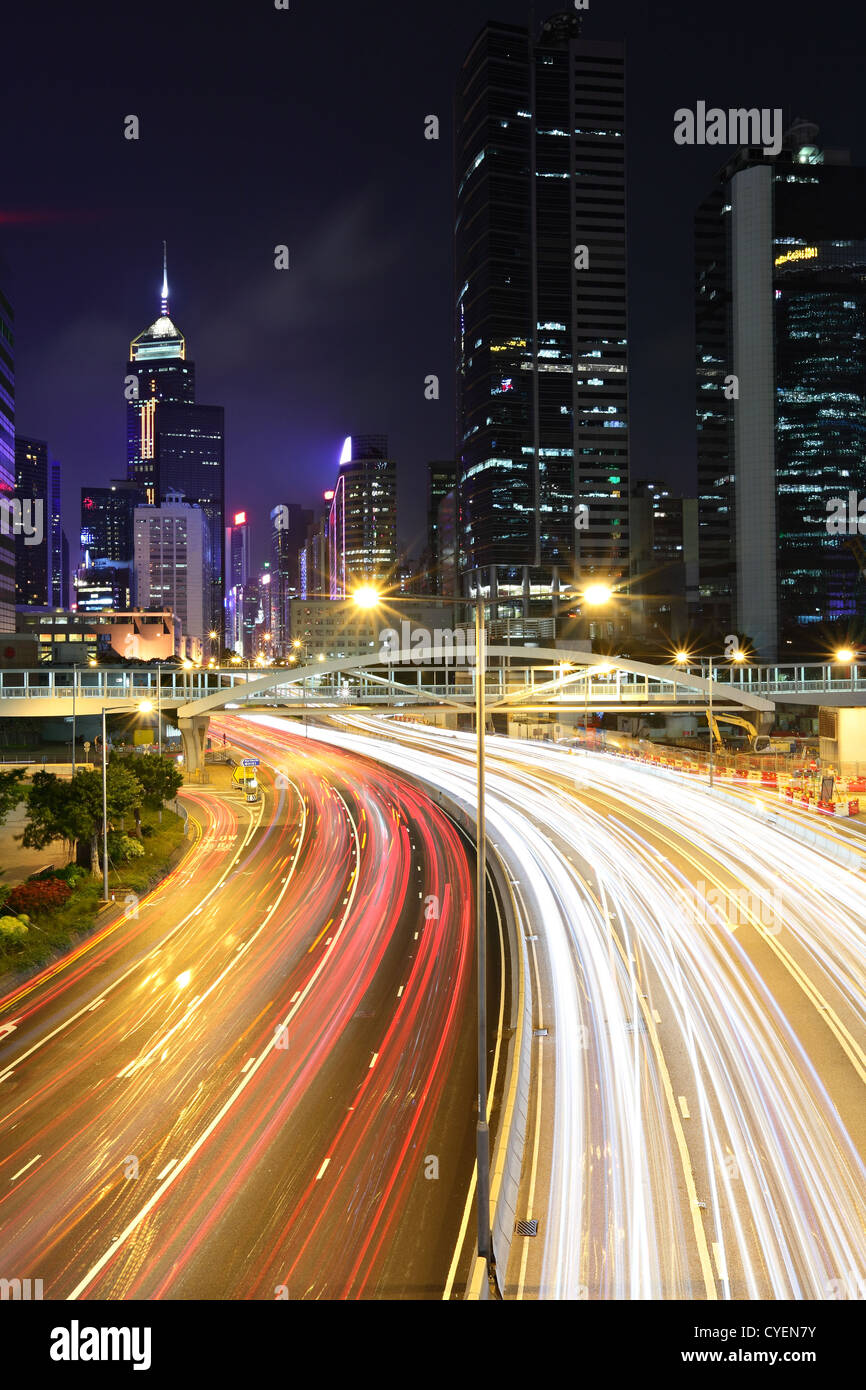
[369,1052,378,1069]
[678,1095,691,1119]
[242,1057,255,1074]
[316,1157,330,1181]
[157,1159,177,1179]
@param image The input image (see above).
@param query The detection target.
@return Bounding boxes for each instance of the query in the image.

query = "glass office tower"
[126,249,225,633]
[455,12,629,618]
[696,120,866,657]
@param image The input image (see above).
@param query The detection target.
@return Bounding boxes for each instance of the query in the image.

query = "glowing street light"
[582,583,614,607]
[353,585,382,610]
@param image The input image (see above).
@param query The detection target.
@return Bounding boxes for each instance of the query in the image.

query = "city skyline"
[5,1,866,582]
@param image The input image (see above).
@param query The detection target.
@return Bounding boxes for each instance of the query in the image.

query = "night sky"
[3,0,864,572]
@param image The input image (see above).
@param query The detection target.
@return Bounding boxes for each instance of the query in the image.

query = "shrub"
[109,834,145,863]
[29,863,86,887]
[0,916,28,938]
[7,879,73,914]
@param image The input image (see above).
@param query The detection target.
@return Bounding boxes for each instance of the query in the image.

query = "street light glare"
[582,583,613,607]
[137,699,154,714]
[353,585,382,609]
[836,647,855,663]
[675,650,692,665]
[731,650,746,663]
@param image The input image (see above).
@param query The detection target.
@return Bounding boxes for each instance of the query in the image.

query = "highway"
[278,713,866,1301]
[0,732,480,1299]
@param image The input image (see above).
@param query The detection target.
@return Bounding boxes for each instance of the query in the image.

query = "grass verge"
[0,806,188,983]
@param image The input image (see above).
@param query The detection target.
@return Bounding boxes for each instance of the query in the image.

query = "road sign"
[242,758,260,767]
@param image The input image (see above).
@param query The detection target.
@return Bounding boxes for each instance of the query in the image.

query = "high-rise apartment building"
[455,13,629,617]
[696,120,866,658]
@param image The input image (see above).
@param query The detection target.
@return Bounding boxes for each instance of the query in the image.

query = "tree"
[110,753,183,834]
[0,767,26,827]
[21,767,143,878]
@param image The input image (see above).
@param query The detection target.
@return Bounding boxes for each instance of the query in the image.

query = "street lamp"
[834,646,858,693]
[101,697,153,902]
[352,581,492,1268]
[72,657,100,775]
[675,647,746,787]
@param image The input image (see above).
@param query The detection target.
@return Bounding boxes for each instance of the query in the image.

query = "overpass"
[0,651,785,771]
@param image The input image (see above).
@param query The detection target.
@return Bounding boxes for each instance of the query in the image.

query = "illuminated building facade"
[270,502,312,655]
[455,13,629,618]
[133,492,209,644]
[427,461,457,592]
[127,248,225,633]
[327,436,397,598]
[79,479,141,612]
[50,461,69,608]
[696,120,866,657]
[14,437,50,607]
[0,276,16,632]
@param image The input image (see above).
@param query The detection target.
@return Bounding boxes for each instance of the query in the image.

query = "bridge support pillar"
[178,715,210,773]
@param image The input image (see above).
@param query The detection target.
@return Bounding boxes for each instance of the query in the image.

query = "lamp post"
[353,580,491,1266]
[835,647,858,694]
[675,648,746,787]
[100,697,153,902]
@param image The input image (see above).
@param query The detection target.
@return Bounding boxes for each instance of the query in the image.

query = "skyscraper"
[696,120,866,658]
[228,511,251,590]
[49,460,69,608]
[0,275,16,632]
[427,461,457,592]
[133,492,209,646]
[270,502,312,655]
[327,435,397,598]
[455,13,629,617]
[79,479,142,611]
[127,248,225,633]
[14,437,49,607]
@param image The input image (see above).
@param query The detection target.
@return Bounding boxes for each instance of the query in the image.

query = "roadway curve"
[0,729,478,1299]
[288,713,866,1302]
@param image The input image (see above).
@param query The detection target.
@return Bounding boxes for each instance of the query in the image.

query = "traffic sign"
[242,758,260,767]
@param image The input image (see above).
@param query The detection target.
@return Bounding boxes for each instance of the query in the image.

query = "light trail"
[281,712,866,1301]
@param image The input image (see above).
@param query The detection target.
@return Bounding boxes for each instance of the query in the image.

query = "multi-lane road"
[0,729,480,1299]
[287,713,866,1301]
[2,709,864,1301]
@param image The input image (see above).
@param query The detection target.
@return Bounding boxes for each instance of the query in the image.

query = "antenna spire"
[160,241,169,317]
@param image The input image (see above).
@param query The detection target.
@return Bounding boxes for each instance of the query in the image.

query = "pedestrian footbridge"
[0,651,789,771]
